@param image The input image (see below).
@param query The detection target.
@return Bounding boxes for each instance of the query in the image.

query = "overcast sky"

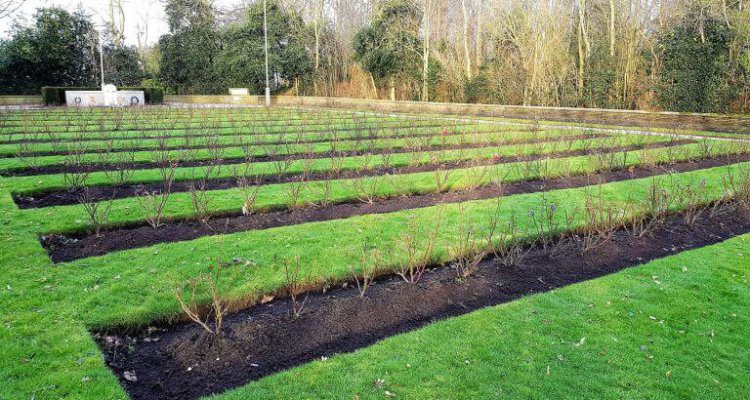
[1,0,245,45]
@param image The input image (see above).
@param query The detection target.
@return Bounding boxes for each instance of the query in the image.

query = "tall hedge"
[41,87,165,106]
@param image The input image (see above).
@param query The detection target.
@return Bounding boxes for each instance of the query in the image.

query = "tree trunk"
[722,0,732,28]
[577,0,590,101]
[475,4,482,69]
[313,0,323,96]
[461,0,472,80]
[314,1,322,71]
[609,0,616,58]
[108,0,125,48]
[422,0,432,102]
[370,72,378,99]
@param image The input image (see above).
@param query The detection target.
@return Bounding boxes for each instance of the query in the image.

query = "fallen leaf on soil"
[123,371,137,382]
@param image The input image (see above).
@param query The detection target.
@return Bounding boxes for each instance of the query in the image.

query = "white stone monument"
[65,90,105,107]
[102,84,118,106]
[65,85,144,107]
[229,88,250,103]
[229,88,250,96]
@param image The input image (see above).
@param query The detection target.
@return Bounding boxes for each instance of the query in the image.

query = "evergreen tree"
[658,15,735,113]
[352,0,423,99]
[213,1,312,94]
[0,7,99,94]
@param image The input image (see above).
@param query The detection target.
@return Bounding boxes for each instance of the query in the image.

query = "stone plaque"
[65,89,144,107]
[65,91,105,107]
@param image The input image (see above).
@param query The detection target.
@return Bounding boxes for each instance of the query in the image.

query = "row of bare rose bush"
[5,109,466,155]
[23,122,725,184]
[12,114,592,172]
[47,128,611,189]
[4,107,387,134]
[175,166,750,336]
[68,137,749,238]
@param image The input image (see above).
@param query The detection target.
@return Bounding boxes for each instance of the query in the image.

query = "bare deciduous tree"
[0,0,21,20]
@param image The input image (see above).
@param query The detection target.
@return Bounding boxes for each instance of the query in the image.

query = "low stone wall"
[165,95,266,106]
[287,97,750,135]
[0,95,43,106]
[126,95,750,135]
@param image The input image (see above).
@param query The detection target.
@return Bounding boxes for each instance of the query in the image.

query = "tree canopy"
[158,24,220,94]
[353,0,422,91]
[0,6,148,94]
[157,0,311,95]
[213,1,312,94]
[658,14,736,113]
[1,0,749,113]
[0,7,98,94]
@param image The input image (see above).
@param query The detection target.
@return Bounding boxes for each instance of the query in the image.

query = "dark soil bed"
[42,153,748,263]
[94,204,750,400]
[15,139,681,208]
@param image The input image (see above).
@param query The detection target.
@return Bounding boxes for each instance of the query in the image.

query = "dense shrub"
[0,8,98,95]
[41,87,93,106]
[657,16,735,113]
[137,88,165,104]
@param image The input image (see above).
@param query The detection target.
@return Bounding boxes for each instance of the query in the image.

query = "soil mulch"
[94,204,750,400]
[41,153,749,263]
[14,139,681,209]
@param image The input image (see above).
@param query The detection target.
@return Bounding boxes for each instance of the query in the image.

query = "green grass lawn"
[0,107,748,400]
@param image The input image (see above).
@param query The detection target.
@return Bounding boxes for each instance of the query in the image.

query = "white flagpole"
[263,0,271,107]
[99,28,105,89]
[96,1,107,89]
